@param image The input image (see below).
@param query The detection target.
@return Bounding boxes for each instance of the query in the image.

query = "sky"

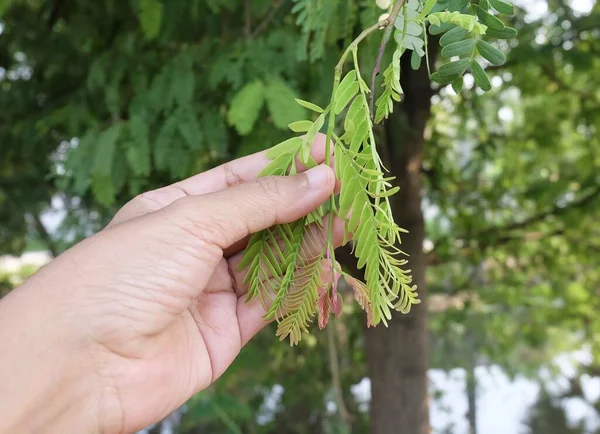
[348,350,600,434]
[7,0,600,432]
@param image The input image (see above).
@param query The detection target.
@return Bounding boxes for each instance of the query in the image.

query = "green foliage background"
[1,0,600,432]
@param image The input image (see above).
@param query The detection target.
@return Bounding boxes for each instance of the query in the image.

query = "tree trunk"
[466,362,478,434]
[365,46,436,434]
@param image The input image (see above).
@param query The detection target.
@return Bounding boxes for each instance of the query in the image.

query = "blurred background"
[1,0,599,433]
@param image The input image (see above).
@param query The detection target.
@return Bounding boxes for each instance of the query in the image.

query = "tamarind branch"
[370,0,406,117]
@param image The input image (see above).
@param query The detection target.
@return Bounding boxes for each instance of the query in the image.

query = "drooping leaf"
[476,39,507,66]
[227,80,265,135]
[138,0,164,40]
[265,79,307,129]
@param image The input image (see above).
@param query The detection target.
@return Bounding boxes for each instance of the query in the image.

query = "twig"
[251,0,284,38]
[327,324,353,429]
[335,6,404,74]
[29,213,58,258]
[370,0,406,116]
[427,185,600,266]
[244,0,252,38]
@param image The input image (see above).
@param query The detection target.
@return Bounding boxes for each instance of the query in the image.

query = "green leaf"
[176,106,203,150]
[93,124,122,175]
[452,77,464,94]
[411,50,422,70]
[336,70,357,98]
[295,99,324,113]
[441,39,476,58]
[419,0,439,19]
[227,80,265,135]
[265,80,307,129]
[302,114,325,163]
[171,53,195,106]
[92,174,116,206]
[260,153,294,177]
[154,116,179,171]
[476,40,507,66]
[350,119,369,153]
[288,120,313,133]
[138,0,163,40]
[440,26,469,47]
[475,6,506,30]
[126,114,151,176]
[431,72,460,85]
[449,0,470,11]
[335,81,360,115]
[489,0,515,16]
[470,60,491,91]
[429,22,455,35]
[266,137,303,159]
[485,26,518,39]
[436,58,470,77]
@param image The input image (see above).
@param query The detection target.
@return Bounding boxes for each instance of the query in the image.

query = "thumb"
[164,164,336,249]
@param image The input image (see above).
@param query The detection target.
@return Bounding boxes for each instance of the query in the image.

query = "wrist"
[0,283,116,433]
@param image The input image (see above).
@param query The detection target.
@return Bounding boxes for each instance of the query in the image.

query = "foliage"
[2,0,600,431]
[238,0,517,345]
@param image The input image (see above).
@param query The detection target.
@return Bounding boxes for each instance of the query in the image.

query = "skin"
[0,134,344,434]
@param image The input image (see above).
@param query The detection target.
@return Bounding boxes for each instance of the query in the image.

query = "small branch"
[251,0,284,38]
[30,213,58,258]
[327,324,353,429]
[370,0,406,116]
[244,0,252,38]
[427,185,600,266]
[336,18,392,73]
[477,186,600,238]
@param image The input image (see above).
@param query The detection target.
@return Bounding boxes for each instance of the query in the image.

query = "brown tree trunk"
[365,45,436,434]
[466,362,478,434]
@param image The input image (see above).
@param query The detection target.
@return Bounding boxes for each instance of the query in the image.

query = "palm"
[95,138,334,432]
[102,255,260,433]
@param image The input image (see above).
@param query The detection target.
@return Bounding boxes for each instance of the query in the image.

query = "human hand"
[0,134,344,433]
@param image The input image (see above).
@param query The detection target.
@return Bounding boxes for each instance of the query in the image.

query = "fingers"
[163,165,336,250]
[236,292,274,346]
[109,134,333,227]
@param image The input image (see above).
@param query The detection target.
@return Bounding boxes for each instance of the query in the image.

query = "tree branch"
[244,0,252,38]
[428,185,600,266]
[478,187,600,238]
[335,1,404,73]
[30,213,58,258]
[327,324,353,429]
[370,0,406,115]
[251,0,284,38]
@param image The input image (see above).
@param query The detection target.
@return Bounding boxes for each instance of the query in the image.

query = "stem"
[244,0,252,38]
[370,0,406,115]
[336,20,388,73]
[250,0,282,38]
[326,4,405,276]
[353,48,384,207]
[327,324,353,429]
[324,68,341,278]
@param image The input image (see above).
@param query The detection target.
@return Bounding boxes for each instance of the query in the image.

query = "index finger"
[174,133,332,195]
[110,134,333,227]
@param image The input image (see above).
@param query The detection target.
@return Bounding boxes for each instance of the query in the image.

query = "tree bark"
[466,362,478,434]
[365,45,436,434]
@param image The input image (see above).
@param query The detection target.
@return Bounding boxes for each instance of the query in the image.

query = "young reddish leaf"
[317,288,332,330]
[332,292,343,318]
[343,274,375,327]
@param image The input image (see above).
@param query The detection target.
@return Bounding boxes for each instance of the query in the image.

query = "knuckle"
[169,196,229,247]
[130,187,182,214]
[256,176,284,199]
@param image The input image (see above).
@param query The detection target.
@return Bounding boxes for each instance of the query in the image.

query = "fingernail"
[305,165,333,189]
